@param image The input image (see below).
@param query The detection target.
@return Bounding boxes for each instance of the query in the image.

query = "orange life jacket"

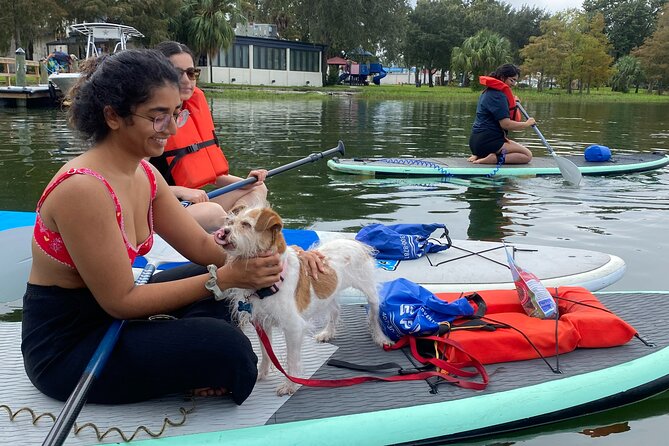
[434,286,636,365]
[479,75,522,122]
[159,87,229,189]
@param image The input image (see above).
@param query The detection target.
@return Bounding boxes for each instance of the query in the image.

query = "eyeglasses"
[131,109,190,132]
[176,67,201,80]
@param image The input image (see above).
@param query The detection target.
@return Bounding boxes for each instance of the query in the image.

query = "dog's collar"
[254,256,287,299]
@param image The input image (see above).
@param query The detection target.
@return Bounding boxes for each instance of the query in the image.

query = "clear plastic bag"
[505,245,557,319]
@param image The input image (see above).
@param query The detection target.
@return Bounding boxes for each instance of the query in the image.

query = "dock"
[0,84,59,107]
[0,54,60,107]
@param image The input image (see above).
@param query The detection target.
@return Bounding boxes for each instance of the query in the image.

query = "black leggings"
[21,264,257,405]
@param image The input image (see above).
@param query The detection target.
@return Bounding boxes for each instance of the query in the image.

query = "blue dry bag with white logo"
[355,223,451,260]
[584,145,611,162]
[378,278,476,342]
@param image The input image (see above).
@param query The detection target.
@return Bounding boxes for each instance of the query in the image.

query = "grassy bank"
[203,83,669,103]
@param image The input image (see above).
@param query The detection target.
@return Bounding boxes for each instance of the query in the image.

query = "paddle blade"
[555,155,583,186]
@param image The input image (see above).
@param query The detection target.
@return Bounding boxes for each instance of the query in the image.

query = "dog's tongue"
[213,230,228,246]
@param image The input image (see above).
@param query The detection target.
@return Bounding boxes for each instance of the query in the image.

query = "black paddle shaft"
[206,140,345,200]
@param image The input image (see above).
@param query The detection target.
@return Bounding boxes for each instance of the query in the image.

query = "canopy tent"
[327,56,348,65]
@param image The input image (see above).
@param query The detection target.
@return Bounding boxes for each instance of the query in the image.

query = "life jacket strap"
[159,131,220,184]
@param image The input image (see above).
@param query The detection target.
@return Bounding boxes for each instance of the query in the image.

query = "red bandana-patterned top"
[33,160,156,269]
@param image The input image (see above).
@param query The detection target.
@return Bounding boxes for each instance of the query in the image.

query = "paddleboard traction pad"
[1,293,668,444]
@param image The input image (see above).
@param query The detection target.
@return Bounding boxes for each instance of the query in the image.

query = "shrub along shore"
[203,83,669,103]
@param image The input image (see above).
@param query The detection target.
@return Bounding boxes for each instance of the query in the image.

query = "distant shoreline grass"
[203,83,669,103]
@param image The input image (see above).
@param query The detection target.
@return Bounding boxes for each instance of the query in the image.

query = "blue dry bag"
[584,145,611,162]
[378,278,476,342]
[355,223,451,260]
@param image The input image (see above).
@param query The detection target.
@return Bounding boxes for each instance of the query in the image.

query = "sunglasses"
[177,67,201,80]
[131,109,190,133]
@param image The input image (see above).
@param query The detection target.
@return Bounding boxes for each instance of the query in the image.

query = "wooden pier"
[0,56,58,107]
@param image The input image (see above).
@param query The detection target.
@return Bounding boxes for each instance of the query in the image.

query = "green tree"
[519,20,563,92]
[576,13,614,93]
[173,0,246,80]
[0,0,65,57]
[405,0,470,87]
[633,3,669,94]
[291,0,410,61]
[610,55,645,93]
[506,5,549,58]
[583,0,667,58]
[451,29,512,89]
[519,11,613,94]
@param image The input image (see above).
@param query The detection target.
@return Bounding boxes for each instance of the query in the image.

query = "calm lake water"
[1,93,668,444]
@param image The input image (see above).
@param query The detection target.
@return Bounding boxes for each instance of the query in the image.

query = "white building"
[201,30,326,87]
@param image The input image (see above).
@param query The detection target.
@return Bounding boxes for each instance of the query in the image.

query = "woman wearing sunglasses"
[21,49,291,405]
[150,41,268,232]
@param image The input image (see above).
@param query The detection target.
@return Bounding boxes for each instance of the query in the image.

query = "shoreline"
[202,83,669,103]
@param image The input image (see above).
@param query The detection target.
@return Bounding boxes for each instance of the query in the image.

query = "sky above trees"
[504,0,583,13]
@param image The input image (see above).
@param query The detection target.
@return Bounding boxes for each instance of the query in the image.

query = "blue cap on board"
[584,145,611,162]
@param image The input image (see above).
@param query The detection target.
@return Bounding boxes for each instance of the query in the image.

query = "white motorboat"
[48,23,144,96]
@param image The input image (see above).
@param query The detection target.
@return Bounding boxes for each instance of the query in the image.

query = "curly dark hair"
[155,41,196,62]
[490,64,521,81]
[67,49,180,143]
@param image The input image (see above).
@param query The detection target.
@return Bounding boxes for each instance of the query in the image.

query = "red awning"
[327,56,348,65]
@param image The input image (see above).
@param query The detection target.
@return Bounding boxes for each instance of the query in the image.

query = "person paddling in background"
[150,41,268,232]
[22,49,324,405]
[468,64,534,164]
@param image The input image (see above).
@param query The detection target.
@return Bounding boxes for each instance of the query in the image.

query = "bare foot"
[472,153,498,164]
[192,387,229,397]
[467,155,478,162]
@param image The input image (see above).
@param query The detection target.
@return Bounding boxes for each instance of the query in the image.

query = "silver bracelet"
[204,264,227,301]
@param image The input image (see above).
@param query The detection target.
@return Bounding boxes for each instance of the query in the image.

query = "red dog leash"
[254,323,489,390]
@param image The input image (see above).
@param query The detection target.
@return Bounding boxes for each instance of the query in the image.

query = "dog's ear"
[256,208,286,254]
[229,204,247,216]
[256,208,283,232]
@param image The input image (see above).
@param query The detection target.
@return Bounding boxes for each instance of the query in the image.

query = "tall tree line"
[1,0,667,93]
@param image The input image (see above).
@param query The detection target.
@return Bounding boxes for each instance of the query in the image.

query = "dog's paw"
[314,329,335,343]
[372,332,395,348]
[276,381,298,396]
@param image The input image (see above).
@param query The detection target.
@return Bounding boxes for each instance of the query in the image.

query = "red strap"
[254,324,489,390]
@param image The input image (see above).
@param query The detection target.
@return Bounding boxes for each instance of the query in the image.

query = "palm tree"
[178,0,246,82]
[451,30,512,89]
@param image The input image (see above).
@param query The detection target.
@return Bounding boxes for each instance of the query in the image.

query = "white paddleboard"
[0,213,626,310]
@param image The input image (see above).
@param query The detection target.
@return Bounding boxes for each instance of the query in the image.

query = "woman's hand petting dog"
[293,246,326,279]
[218,252,283,290]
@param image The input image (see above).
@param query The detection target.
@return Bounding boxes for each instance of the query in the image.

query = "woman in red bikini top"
[22,49,327,406]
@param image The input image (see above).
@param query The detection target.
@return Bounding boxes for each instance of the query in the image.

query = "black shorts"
[469,130,506,158]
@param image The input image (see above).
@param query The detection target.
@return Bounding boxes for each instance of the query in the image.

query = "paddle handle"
[42,264,155,446]
[206,140,345,200]
[516,102,556,157]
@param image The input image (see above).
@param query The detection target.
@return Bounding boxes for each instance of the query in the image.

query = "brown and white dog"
[213,205,391,395]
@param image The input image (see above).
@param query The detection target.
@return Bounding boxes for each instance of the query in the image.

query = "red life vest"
[479,75,522,122]
[161,87,229,189]
[435,286,636,365]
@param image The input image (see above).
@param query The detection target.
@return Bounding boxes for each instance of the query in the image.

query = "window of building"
[253,46,286,70]
[290,49,320,72]
[216,44,249,68]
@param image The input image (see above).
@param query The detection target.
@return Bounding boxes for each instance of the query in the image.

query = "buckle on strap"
[185,143,200,154]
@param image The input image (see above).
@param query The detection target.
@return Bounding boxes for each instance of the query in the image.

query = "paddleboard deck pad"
[327,152,669,177]
[0,212,626,311]
[1,291,668,445]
